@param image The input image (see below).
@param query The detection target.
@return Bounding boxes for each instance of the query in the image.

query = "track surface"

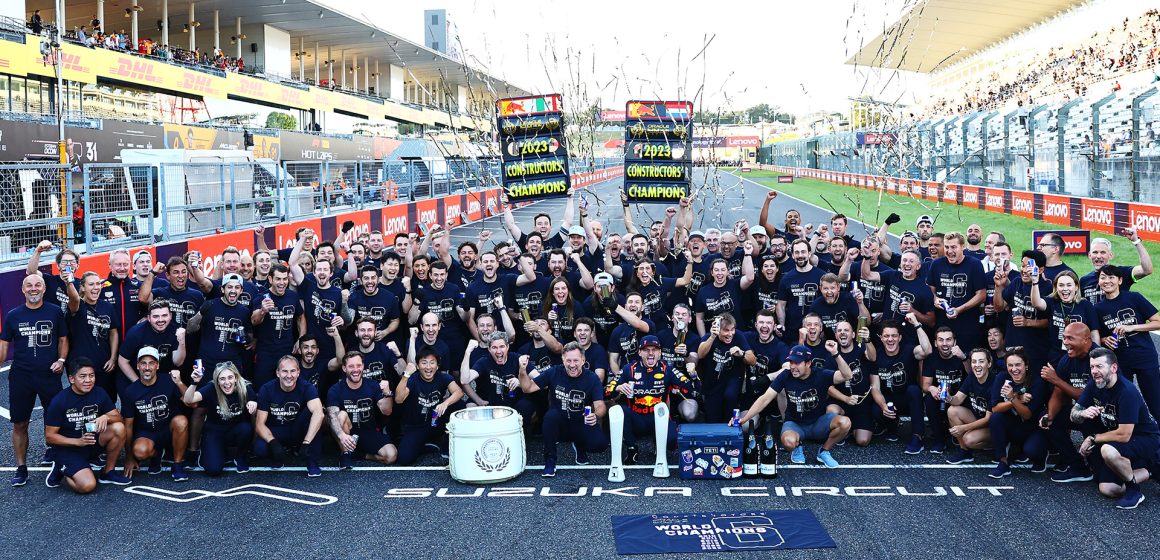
[0,168,1154,559]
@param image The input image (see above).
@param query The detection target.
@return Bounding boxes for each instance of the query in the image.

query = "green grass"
[741,169,1160,303]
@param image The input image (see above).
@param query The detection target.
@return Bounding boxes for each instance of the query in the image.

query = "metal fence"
[3,157,617,269]
[0,164,72,262]
[763,85,1160,204]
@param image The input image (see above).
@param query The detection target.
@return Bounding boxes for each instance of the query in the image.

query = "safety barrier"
[760,164,1160,243]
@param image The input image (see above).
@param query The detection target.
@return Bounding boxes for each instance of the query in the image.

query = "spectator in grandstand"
[1081,229,1153,305]
[1092,265,1160,417]
[253,356,325,477]
[327,351,397,468]
[1072,348,1159,509]
[519,343,608,477]
[741,342,853,468]
[66,271,120,401]
[120,347,190,481]
[29,10,42,34]
[183,361,256,476]
[4,274,69,487]
[43,360,129,492]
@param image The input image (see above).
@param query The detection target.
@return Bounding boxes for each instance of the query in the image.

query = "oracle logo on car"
[1033,230,1090,255]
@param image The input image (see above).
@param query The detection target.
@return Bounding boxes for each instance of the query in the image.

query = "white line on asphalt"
[0,462,1026,472]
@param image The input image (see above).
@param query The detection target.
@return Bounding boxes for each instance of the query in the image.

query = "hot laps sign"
[623,100,693,204]
[496,94,571,203]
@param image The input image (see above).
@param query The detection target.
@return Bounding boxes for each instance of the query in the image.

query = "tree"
[265,112,297,130]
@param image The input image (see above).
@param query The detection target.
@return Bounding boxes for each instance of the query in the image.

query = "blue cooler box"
[676,424,743,480]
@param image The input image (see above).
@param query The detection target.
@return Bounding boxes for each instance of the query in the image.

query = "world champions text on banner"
[496,94,572,204]
[623,100,693,204]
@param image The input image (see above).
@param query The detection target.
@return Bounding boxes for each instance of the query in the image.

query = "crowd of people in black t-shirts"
[5,188,1160,507]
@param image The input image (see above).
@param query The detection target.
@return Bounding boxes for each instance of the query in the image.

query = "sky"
[320,0,930,115]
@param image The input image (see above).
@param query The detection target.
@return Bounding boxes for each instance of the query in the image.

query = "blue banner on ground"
[611,510,835,555]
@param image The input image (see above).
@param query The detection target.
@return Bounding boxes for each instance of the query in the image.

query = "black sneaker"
[184,450,201,470]
[573,443,590,465]
[541,458,557,478]
[45,463,64,488]
[147,455,163,475]
[1030,458,1048,474]
[1117,483,1145,509]
[624,446,639,466]
[10,465,28,487]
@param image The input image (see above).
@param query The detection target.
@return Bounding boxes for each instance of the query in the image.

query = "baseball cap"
[594,272,615,286]
[222,273,244,286]
[786,345,813,364]
[567,225,586,237]
[640,335,661,349]
[750,225,769,237]
[137,346,160,361]
[916,215,933,226]
[688,230,705,240]
[133,250,152,264]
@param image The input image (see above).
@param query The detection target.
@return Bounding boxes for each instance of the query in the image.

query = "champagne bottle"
[743,434,759,476]
[760,434,778,478]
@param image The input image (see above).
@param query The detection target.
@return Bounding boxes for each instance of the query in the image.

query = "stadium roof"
[845,0,1088,74]
[37,0,530,98]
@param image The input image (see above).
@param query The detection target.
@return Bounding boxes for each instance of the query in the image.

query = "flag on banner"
[611,510,835,555]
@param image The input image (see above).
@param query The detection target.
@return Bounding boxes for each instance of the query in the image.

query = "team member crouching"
[394,349,464,465]
[605,336,695,465]
[740,343,853,468]
[988,350,1050,478]
[183,362,257,476]
[254,356,326,477]
[462,332,534,419]
[327,351,397,468]
[520,342,608,477]
[121,346,191,481]
[1072,348,1159,509]
[44,359,130,491]
[826,320,883,447]
[945,349,997,464]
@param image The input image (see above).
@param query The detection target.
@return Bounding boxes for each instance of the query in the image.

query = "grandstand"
[768,1,1160,205]
[0,0,530,134]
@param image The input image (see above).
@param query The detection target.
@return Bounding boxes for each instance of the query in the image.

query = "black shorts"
[53,446,98,477]
[9,374,63,423]
[1095,436,1160,483]
[353,426,393,454]
[842,400,876,431]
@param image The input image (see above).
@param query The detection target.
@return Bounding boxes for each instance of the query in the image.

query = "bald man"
[1040,322,1096,482]
[2,274,69,486]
